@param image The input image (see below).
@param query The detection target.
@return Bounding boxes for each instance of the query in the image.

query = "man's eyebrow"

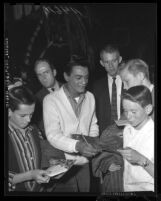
[75,74,88,77]
[75,75,83,77]
[37,70,48,74]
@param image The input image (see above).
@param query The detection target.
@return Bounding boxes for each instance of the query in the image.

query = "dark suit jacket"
[35,87,50,105]
[92,76,123,135]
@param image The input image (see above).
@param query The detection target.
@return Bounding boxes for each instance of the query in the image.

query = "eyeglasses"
[102,58,119,65]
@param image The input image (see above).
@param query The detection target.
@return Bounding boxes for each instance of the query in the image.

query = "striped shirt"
[9,122,40,191]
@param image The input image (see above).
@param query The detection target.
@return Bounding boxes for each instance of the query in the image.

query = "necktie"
[111,77,118,122]
[120,83,125,115]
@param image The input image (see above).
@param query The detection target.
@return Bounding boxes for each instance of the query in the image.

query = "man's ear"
[145,104,153,115]
[137,72,145,81]
[53,69,57,77]
[119,56,122,64]
[64,72,69,82]
[100,60,104,67]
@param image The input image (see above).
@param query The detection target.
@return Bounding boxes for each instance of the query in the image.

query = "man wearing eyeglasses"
[91,44,124,193]
[92,44,124,135]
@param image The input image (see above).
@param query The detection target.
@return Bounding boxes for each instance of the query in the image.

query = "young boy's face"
[9,103,35,129]
[123,99,149,130]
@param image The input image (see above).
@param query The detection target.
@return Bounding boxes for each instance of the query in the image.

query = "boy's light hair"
[119,59,149,80]
[122,85,152,108]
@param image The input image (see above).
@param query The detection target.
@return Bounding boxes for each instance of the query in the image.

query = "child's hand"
[117,147,144,165]
[31,169,50,184]
[108,163,121,172]
[8,174,16,191]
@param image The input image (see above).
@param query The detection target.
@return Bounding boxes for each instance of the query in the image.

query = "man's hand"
[75,140,102,158]
[8,173,16,191]
[108,163,121,172]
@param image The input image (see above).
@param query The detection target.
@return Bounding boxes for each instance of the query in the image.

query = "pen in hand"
[81,133,90,145]
[81,134,103,154]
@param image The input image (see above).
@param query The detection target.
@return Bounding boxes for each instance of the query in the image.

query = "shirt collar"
[9,120,32,137]
[63,83,85,100]
[9,121,28,137]
[47,80,59,91]
[107,74,121,82]
[108,74,117,79]
[149,84,154,92]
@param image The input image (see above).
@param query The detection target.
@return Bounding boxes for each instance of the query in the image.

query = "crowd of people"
[7,44,154,194]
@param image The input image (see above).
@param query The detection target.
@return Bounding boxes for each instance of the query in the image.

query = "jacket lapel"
[60,87,78,120]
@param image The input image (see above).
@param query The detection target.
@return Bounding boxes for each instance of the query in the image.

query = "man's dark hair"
[65,55,89,75]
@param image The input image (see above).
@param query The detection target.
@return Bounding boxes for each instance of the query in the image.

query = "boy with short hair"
[118,85,154,192]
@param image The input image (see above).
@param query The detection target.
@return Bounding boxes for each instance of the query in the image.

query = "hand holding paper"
[117,147,144,165]
[46,159,75,178]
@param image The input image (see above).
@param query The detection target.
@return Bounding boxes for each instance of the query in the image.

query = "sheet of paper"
[114,119,129,126]
[46,164,68,177]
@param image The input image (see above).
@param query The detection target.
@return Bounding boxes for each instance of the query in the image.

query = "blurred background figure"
[17,63,38,93]
[32,58,63,139]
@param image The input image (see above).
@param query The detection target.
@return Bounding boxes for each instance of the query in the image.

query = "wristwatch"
[140,159,149,168]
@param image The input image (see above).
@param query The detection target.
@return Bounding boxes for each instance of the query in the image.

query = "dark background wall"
[5,3,157,90]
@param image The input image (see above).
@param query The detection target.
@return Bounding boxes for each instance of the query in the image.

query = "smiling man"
[43,55,100,192]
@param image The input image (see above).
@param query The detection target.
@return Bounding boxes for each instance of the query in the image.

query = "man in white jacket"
[43,55,100,192]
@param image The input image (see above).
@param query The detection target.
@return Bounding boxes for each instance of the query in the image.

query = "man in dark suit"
[92,44,124,135]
